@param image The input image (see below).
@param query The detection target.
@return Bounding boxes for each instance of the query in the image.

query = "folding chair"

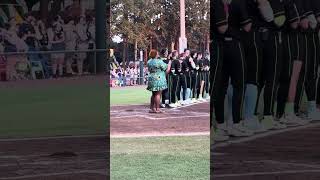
[30,61,45,79]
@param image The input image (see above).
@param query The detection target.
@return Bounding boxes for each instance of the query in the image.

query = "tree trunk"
[144,49,148,64]
[122,37,128,70]
[171,42,175,52]
[206,33,210,52]
[134,39,138,62]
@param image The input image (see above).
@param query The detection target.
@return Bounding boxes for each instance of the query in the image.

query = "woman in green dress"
[147,49,171,113]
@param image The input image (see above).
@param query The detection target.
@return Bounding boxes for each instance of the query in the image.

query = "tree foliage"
[111,0,209,51]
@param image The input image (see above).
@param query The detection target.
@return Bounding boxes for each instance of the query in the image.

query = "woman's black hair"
[160,48,168,57]
[190,50,198,58]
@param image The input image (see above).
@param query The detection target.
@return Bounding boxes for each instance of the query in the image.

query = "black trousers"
[204,71,210,95]
[178,74,188,101]
[256,30,283,116]
[197,71,205,98]
[191,71,199,99]
[186,72,192,89]
[162,75,169,104]
[242,31,262,86]
[169,74,179,104]
[295,33,318,113]
[211,39,246,125]
[277,32,302,117]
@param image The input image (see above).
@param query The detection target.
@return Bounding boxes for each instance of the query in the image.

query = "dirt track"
[110,102,210,137]
[0,76,108,179]
[0,136,108,179]
[212,123,320,180]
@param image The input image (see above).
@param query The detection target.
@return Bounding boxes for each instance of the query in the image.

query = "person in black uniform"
[245,0,294,129]
[189,51,199,102]
[315,1,320,111]
[294,0,320,121]
[183,49,193,104]
[168,50,180,108]
[179,52,189,105]
[203,52,210,99]
[196,52,205,100]
[160,49,170,108]
[243,0,302,130]
[211,0,253,138]
[275,0,311,126]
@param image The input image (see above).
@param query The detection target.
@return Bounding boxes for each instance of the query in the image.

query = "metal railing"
[0,49,108,75]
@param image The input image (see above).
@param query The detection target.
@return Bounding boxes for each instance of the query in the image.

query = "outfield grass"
[111,136,210,180]
[0,82,107,138]
[111,86,150,105]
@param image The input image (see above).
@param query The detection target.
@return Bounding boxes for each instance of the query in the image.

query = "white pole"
[139,50,144,85]
[179,0,187,53]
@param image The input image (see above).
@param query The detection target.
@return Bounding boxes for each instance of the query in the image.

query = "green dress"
[147,58,168,91]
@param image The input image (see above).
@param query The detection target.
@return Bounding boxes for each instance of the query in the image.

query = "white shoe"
[272,120,287,130]
[243,117,267,133]
[206,95,210,100]
[261,116,286,130]
[308,110,320,121]
[168,103,177,108]
[176,101,182,107]
[217,123,228,132]
[191,98,197,103]
[160,104,166,108]
[279,114,308,126]
[213,128,229,142]
[228,123,254,137]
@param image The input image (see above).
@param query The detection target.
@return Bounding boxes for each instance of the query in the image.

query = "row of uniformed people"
[160,49,210,108]
[211,0,320,142]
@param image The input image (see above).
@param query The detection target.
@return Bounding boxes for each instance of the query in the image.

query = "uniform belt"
[224,37,233,41]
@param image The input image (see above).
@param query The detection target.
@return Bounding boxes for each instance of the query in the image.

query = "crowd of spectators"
[0,12,96,81]
[110,62,148,87]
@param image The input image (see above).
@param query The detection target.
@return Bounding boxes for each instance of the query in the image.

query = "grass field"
[111,86,150,105]
[111,136,210,180]
[0,81,107,138]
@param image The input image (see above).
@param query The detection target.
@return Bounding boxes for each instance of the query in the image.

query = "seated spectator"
[3,22,29,80]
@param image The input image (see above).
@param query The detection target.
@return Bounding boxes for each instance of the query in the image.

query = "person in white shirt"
[64,19,77,75]
[75,16,88,76]
[48,17,65,78]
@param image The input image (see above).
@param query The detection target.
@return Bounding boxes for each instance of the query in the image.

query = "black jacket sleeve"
[285,0,300,23]
[213,0,228,28]
[238,0,252,26]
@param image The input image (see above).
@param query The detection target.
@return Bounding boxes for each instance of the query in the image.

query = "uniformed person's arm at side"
[214,0,228,34]
[285,0,300,29]
[311,0,320,23]
[239,0,252,32]
[256,0,274,22]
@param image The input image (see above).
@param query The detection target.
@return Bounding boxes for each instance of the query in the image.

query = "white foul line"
[213,169,320,178]
[111,114,209,120]
[111,132,210,138]
[212,122,320,149]
[0,134,107,142]
[0,170,107,180]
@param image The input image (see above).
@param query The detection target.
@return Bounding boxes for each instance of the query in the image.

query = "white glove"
[308,14,318,29]
[258,1,274,22]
